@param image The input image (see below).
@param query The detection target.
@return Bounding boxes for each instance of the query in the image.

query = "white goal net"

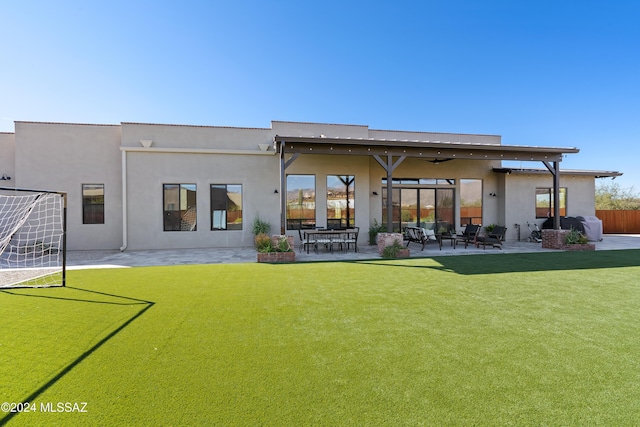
[0,187,66,288]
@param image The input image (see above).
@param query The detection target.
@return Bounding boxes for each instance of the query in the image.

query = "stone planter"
[542,229,596,251]
[376,232,410,258]
[559,243,596,251]
[376,232,405,256]
[257,251,296,263]
[395,248,411,258]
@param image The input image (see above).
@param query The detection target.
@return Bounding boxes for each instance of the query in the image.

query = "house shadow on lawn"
[358,249,640,275]
[0,286,154,426]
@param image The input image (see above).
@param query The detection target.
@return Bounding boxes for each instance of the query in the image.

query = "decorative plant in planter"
[381,239,410,259]
[564,228,589,245]
[562,228,595,251]
[251,216,271,236]
[255,234,295,262]
[368,219,386,245]
[252,217,295,262]
[254,233,274,252]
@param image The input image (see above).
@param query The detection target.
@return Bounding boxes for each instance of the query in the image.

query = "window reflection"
[327,175,355,229]
[82,183,104,224]
[286,175,316,229]
[211,184,242,230]
[163,184,197,231]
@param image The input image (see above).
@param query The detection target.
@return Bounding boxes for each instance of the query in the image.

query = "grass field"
[2,250,640,426]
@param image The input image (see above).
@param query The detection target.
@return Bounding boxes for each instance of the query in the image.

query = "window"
[286,175,315,229]
[163,184,197,231]
[211,184,242,230]
[82,184,104,224]
[460,179,482,226]
[327,175,355,229]
[536,187,567,218]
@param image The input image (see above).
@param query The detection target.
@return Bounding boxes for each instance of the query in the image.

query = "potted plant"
[256,234,296,262]
[368,219,386,245]
[562,228,595,251]
[252,217,295,262]
[251,216,271,236]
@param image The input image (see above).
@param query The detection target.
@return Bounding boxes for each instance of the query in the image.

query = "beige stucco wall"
[368,129,501,145]
[5,120,601,251]
[124,150,280,250]
[273,121,369,139]
[121,123,279,250]
[502,172,596,241]
[121,122,273,150]
[14,122,123,250]
[0,133,15,183]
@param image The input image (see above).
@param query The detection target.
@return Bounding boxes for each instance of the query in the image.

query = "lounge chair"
[475,225,507,250]
[404,226,440,250]
[455,224,480,248]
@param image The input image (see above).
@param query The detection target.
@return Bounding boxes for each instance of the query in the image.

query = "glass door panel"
[401,188,418,229]
[436,189,455,233]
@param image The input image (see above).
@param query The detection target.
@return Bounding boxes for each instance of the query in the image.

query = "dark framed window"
[536,187,567,218]
[163,184,197,231]
[327,175,355,229]
[211,184,242,230]
[286,175,316,229]
[82,184,104,224]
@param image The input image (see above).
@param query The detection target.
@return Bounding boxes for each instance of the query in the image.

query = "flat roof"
[493,167,622,178]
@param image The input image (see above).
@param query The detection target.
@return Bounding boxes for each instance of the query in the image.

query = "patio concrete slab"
[66,234,640,269]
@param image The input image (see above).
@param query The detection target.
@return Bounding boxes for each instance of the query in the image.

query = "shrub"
[254,233,273,252]
[368,219,386,245]
[565,228,589,245]
[275,235,293,252]
[382,239,405,259]
[251,216,271,236]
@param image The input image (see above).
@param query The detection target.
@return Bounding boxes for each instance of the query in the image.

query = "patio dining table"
[303,229,358,254]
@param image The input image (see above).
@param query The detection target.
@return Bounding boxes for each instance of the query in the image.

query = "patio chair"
[455,224,480,248]
[298,229,317,253]
[328,231,347,253]
[475,225,507,250]
[343,227,359,252]
[313,229,333,252]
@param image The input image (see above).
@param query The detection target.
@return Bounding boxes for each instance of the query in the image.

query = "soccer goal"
[0,187,66,288]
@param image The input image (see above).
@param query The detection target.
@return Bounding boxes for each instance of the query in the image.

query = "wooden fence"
[596,210,640,234]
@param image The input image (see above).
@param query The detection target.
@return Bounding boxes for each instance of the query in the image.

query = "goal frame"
[0,186,67,288]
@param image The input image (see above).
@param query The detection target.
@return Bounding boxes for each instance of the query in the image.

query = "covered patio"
[274,134,581,234]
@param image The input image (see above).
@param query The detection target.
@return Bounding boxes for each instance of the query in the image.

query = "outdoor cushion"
[424,228,437,241]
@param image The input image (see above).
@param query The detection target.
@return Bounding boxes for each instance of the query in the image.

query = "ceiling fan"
[426,158,453,164]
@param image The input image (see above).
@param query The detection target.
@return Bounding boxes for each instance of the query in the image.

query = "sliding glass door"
[382,187,454,233]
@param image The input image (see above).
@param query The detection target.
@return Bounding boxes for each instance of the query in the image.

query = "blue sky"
[2,1,639,188]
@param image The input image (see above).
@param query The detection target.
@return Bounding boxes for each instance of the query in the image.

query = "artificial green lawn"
[2,250,640,426]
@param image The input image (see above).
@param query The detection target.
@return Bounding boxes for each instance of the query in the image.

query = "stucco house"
[0,120,621,251]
